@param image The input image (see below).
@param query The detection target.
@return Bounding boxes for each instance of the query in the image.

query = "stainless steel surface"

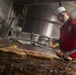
[11,30,41,42]
[0,37,23,48]
[0,37,11,47]
[31,33,40,42]
[11,31,31,40]
[0,36,57,57]
[18,43,57,56]
[38,35,50,45]
[22,4,61,38]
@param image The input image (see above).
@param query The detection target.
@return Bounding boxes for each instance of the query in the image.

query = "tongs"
[56,48,76,61]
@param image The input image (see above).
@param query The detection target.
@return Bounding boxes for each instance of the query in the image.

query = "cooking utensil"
[63,48,76,60]
[55,48,76,61]
[64,48,76,56]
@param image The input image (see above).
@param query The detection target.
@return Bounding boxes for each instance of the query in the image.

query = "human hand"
[49,38,56,48]
[55,50,64,58]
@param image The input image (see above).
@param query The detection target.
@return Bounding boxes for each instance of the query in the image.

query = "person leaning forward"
[52,6,76,60]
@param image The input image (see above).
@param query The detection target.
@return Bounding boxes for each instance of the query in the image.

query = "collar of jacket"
[65,17,72,25]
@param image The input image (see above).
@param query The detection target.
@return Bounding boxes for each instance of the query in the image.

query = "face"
[57,11,69,23]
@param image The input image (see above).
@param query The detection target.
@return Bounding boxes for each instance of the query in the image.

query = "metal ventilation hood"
[12,0,76,39]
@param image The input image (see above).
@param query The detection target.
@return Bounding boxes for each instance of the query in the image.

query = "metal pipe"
[58,0,62,6]
[24,5,28,17]
[7,1,14,21]
[22,5,28,29]
[5,18,15,38]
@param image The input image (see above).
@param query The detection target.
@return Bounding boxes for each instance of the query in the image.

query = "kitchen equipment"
[0,37,73,59]
[38,35,50,45]
[63,48,76,59]
[11,30,31,40]
[55,48,76,61]
[31,33,40,42]
[1,36,72,61]
[0,36,57,56]
[0,37,11,47]
[0,36,74,61]
[0,37,25,48]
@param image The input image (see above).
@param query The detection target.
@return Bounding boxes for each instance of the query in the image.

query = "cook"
[51,6,76,60]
